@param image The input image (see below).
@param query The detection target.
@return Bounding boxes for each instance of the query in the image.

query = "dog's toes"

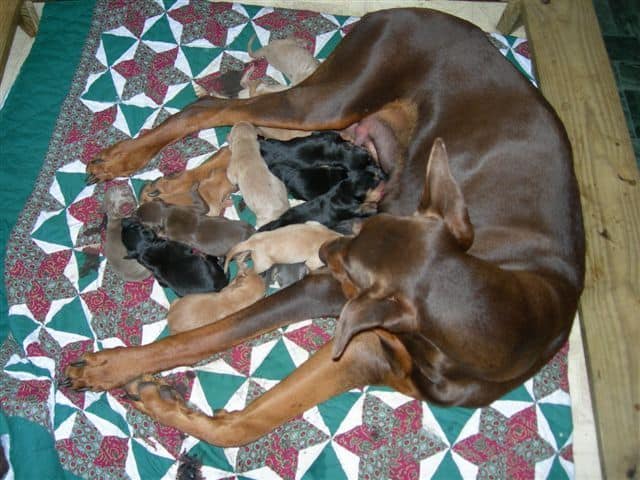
[58,377,73,388]
[85,174,99,185]
[122,391,141,402]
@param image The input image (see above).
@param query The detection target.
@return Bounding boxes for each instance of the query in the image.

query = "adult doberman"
[63,8,585,446]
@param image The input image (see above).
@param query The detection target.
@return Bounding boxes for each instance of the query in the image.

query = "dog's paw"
[124,375,187,422]
[60,348,132,392]
[86,140,155,183]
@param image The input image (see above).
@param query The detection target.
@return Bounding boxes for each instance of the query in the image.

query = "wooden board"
[521,1,640,478]
[0,0,22,82]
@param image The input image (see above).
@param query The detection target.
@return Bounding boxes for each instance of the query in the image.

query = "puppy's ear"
[416,138,474,250]
[332,291,417,359]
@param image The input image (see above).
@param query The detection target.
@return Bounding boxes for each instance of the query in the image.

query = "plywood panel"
[522,0,640,478]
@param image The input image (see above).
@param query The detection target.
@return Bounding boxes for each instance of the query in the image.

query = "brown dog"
[67,8,584,447]
[223,221,341,273]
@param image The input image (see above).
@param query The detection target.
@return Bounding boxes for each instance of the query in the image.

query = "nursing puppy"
[224,221,341,273]
[226,122,289,228]
[135,195,254,257]
[259,166,386,233]
[121,218,228,296]
[103,183,151,282]
[259,131,380,200]
[167,257,265,334]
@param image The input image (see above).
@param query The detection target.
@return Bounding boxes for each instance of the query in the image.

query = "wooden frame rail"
[517,1,640,478]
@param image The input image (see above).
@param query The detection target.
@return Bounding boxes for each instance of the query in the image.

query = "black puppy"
[258,166,384,233]
[121,218,228,296]
[259,131,377,200]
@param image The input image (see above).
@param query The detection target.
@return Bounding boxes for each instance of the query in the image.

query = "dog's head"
[121,217,157,259]
[320,138,474,359]
[228,122,257,147]
[135,200,168,230]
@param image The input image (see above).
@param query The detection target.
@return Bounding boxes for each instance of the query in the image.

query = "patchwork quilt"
[0,1,574,479]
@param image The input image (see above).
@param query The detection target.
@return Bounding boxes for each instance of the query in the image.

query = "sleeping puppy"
[248,35,319,85]
[258,166,386,233]
[135,194,254,257]
[224,221,341,274]
[121,218,228,296]
[166,255,266,334]
[103,183,151,282]
[226,122,290,228]
[259,131,377,200]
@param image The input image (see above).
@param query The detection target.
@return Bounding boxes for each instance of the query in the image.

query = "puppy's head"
[104,183,137,219]
[121,217,157,258]
[228,122,257,146]
[135,201,167,230]
[322,138,474,359]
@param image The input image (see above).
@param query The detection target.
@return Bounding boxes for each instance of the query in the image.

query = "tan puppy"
[248,35,320,85]
[226,122,289,228]
[167,258,265,334]
[103,183,151,282]
[224,221,341,273]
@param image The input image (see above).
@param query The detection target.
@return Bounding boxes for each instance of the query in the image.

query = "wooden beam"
[0,0,22,83]
[522,0,640,478]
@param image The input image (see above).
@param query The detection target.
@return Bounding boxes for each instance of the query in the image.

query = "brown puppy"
[103,183,151,282]
[226,122,289,228]
[135,195,255,257]
[223,221,341,273]
[70,8,584,448]
[140,147,234,216]
[167,258,265,334]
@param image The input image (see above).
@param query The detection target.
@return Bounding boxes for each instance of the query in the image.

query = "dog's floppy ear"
[416,138,474,250]
[332,291,417,359]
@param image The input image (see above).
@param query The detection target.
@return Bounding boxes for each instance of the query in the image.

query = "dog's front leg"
[124,329,392,447]
[62,272,345,391]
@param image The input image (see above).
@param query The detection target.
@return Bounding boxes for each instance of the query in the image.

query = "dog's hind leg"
[123,329,396,446]
[86,12,407,182]
[62,272,345,391]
